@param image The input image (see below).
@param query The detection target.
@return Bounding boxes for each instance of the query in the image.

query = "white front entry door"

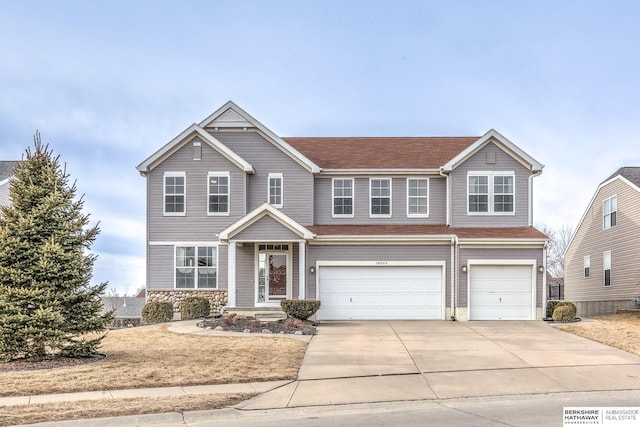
[317,265,444,320]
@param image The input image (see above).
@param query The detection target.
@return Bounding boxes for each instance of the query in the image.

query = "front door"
[257,244,290,304]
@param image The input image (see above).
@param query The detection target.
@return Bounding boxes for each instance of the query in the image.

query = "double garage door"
[317,265,444,320]
[469,265,534,320]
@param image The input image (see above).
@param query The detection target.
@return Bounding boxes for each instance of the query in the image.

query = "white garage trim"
[467,259,536,320]
[315,261,446,320]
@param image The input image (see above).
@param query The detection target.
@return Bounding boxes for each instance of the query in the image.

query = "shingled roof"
[605,167,640,187]
[283,137,479,169]
[0,161,19,181]
[308,225,548,239]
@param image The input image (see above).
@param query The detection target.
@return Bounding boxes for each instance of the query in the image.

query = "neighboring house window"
[268,173,283,208]
[603,195,617,229]
[333,178,354,217]
[467,172,515,214]
[175,246,217,288]
[584,255,590,278]
[208,172,229,215]
[370,178,392,217]
[164,172,185,215]
[603,250,611,287]
[407,178,429,217]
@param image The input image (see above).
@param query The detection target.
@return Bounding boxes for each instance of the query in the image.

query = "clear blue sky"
[1,1,639,295]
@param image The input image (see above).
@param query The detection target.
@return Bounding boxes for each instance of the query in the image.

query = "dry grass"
[0,393,254,427]
[0,323,307,397]
[556,312,640,356]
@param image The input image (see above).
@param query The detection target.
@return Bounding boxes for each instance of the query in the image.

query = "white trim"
[268,173,283,208]
[369,177,392,218]
[149,241,220,246]
[254,243,293,306]
[198,101,321,173]
[466,171,516,216]
[0,178,9,187]
[207,171,230,216]
[332,177,355,218]
[137,124,254,174]
[315,261,447,320]
[602,194,618,230]
[228,241,236,307]
[466,260,537,321]
[442,129,544,173]
[173,244,219,290]
[163,172,186,216]
[406,177,429,218]
[219,203,314,241]
[603,250,612,287]
[565,174,640,257]
[299,242,306,299]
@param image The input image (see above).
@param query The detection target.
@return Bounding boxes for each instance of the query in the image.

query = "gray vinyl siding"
[0,183,9,207]
[458,247,544,307]
[314,177,446,225]
[307,244,451,305]
[147,137,247,241]
[450,142,531,227]
[212,131,314,225]
[565,179,640,302]
[236,244,255,307]
[233,215,302,241]
[147,244,227,291]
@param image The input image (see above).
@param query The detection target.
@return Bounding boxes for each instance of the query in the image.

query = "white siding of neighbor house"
[212,131,314,225]
[147,244,227,291]
[565,178,640,302]
[147,136,247,241]
[458,247,543,307]
[0,182,10,207]
[450,142,531,227]
[313,176,446,225]
[307,244,451,304]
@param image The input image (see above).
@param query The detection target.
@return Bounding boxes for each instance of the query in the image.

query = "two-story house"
[0,161,19,208]
[564,167,640,316]
[137,101,547,321]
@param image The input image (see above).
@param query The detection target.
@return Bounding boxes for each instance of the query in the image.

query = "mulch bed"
[0,354,105,372]
[198,314,317,335]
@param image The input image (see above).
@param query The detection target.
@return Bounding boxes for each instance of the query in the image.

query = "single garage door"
[469,265,534,320]
[317,265,443,320]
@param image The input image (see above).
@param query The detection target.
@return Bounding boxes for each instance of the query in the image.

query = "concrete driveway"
[238,320,640,409]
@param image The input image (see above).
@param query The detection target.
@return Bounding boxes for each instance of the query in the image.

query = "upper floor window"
[333,178,354,217]
[175,246,217,289]
[584,255,590,278]
[467,172,514,215]
[603,195,617,229]
[370,178,392,217]
[603,250,611,287]
[208,172,229,215]
[268,173,283,208]
[407,178,429,217]
[164,172,185,216]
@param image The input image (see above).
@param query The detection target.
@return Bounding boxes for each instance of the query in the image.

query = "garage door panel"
[470,265,533,321]
[317,265,443,320]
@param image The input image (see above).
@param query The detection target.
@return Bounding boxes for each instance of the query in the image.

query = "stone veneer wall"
[147,290,228,315]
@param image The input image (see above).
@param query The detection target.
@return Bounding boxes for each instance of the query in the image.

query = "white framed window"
[268,173,283,208]
[407,178,429,217]
[603,250,611,287]
[175,245,217,289]
[208,172,229,215]
[164,172,186,216]
[370,178,392,217]
[333,178,354,217]
[603,195,617,230]
[584,255,590,278]
[467,172,515,215]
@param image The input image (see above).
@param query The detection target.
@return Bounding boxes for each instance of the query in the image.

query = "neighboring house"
[101,296,145,328]
[564,167,640,316]
[137,101,547,321]
[547,274,564,300]
[0,161,19,208]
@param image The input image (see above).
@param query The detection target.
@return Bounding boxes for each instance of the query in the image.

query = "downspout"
[542,240,548,320]
[528,170,542,227]
[450,235,458,321]
[439,168,451,226]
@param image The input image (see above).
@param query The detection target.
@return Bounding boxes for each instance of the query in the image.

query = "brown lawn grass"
[0,393,254,427]
[0,323,307,397]
[555,312,640,356]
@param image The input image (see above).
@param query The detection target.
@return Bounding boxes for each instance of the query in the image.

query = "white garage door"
[469,265,534,320]
[317,265,443,320]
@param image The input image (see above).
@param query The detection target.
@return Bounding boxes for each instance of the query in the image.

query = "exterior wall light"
[538,265,545,273]
[309,266,316,274]
[461,265,467,273]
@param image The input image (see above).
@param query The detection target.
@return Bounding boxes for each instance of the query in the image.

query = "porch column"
[298,241,306,300]
[227,241,236,307]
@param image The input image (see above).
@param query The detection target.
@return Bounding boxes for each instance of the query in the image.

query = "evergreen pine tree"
[0,132,112,361]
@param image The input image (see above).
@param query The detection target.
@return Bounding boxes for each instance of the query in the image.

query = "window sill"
[467,212,516,216]
[332,214,355,219]
[369,214,392,218]
[164,213,186,217]
[207,212,230,217]
[407,214,429,218]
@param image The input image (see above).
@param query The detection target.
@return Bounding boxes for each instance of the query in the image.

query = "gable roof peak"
[604,166,640,187]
